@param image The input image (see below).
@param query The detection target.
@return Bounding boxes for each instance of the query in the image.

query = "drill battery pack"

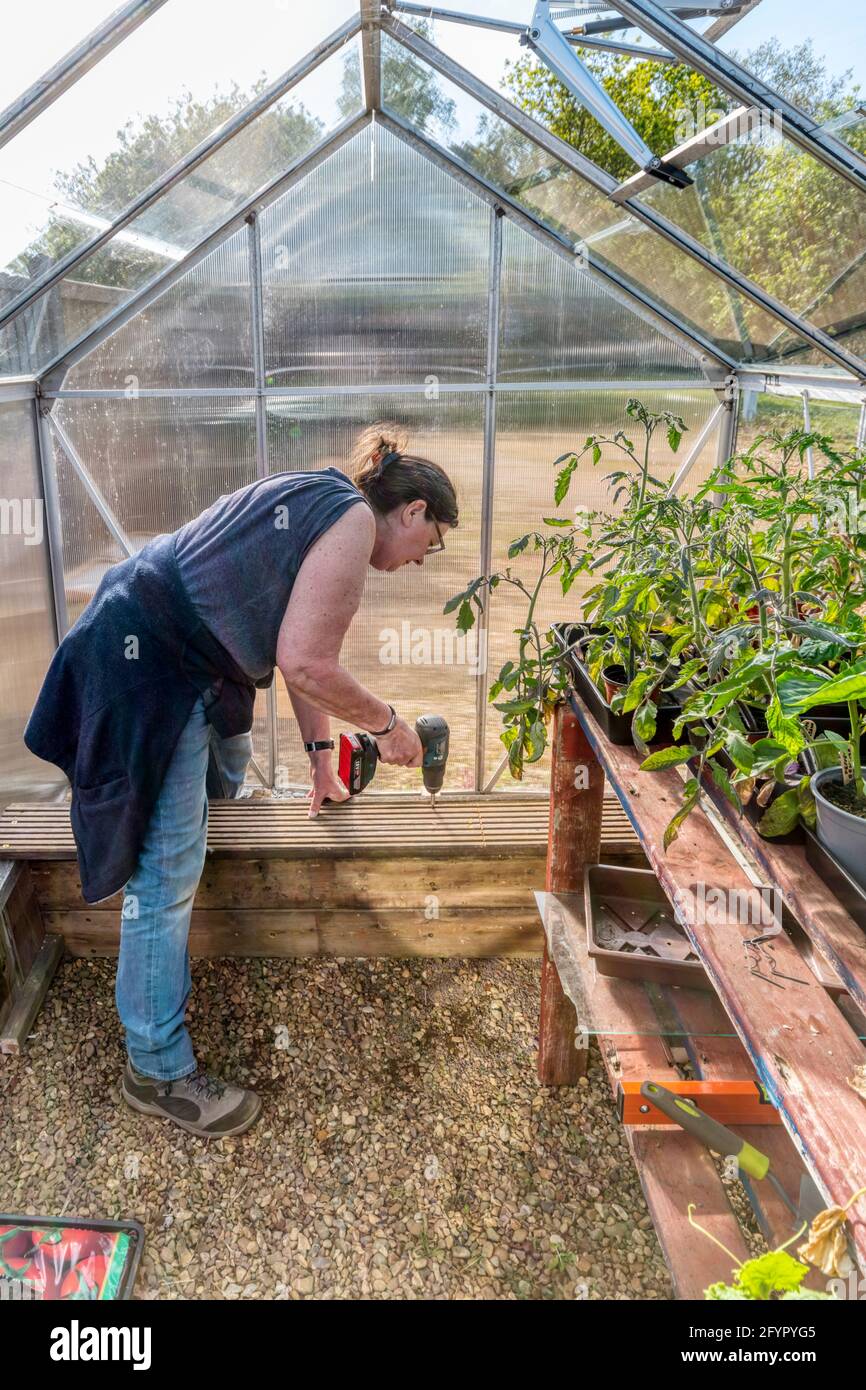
[337,732,379,796]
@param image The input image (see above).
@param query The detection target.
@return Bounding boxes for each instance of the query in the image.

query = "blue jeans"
[115,693,253,1080]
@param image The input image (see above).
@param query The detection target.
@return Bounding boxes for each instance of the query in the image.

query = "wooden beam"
[0,934,63,1055]
[538,703,605,1084]
[698,774,866,1016]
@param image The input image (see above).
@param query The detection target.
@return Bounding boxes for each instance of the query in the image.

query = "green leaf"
[663,777,700,849]
[640,745,694,771]
[456,600,475,634]
[621,670,655,714]
[633,698,658,742]
[777,669,827,715]
[543,516,572,527]
[765,697,805,757]
[796,658,866,710]
[493,697,539,715]
[725,730,755,775]
[709,759,739,810]
[756,789,801,838]
[525,719,546,763]
[735,1251,809,1300]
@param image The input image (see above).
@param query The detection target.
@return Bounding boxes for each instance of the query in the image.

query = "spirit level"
[617,1079,782,1127]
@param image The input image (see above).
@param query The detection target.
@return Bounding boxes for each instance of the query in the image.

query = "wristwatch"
[303,739,335,753]
[368,704,397,737]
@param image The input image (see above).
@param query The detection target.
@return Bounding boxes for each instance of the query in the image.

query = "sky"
[1,1,864,268]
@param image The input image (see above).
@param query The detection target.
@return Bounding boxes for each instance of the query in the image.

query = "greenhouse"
[0,0,865,1318]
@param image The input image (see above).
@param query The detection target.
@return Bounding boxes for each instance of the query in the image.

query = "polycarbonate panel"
[260,122,489,386]
[0,2,120,108]
[0,39,364,377]
[484,388,721,787]
[0,402,62,800]
[498,216,702,380]
[64,228,253,389]
[265,393,483,792]
[634,117,866,361]
[379,34,823,365]
[50,396,257,624]
[0,3,359,303]
[737,389,864,455]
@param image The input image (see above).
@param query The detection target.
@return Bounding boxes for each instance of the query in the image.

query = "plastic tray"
[584,863,713,991]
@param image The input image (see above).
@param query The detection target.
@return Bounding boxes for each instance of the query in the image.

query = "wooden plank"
[31,855,556,913]
[2,864,44,977]
[630,1130,750,1299]
[538,890,753,1295]
[47,907,545,959]
[539,888,822,1289]
[539,703,604,1084]
[572,694,866,1267]
[699,774,866,1016]
[0,796,639,860]
[0,934,64,1055]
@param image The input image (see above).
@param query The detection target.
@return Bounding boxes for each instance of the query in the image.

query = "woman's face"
[369,501,448,572]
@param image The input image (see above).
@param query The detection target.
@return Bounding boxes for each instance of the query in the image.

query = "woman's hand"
[307,759,350,817]
[375,717,423,767]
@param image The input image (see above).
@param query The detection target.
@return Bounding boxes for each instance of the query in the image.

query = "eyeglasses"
[425,520,446,555]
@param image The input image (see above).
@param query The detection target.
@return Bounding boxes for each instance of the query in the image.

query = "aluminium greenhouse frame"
[2,3,866,795]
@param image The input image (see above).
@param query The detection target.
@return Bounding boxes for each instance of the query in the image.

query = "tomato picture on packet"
[0,1216,143,1300]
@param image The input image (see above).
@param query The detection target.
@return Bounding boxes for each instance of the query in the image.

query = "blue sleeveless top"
[173,467,372,680]
[23,467,370,902]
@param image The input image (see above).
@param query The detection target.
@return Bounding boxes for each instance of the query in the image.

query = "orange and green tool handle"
[639,1081,771,1180]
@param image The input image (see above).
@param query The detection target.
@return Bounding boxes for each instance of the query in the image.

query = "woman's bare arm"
[276,505,390,730]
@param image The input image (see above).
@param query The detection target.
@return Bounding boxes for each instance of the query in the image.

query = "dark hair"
[351,421,459,528]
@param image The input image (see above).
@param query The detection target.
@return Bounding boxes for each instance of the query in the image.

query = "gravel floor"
[0,954,675,1301]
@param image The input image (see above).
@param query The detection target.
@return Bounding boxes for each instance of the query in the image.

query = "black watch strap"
[304,739,334,753]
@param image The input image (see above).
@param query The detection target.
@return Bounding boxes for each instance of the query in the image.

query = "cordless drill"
[338,714,449,806]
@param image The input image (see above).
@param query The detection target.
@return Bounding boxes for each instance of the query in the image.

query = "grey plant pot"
[811,767,866,894]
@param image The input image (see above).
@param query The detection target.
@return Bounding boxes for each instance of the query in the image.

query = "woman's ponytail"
[351,420,458,527]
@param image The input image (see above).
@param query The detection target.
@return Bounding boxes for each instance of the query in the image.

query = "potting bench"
[0,794,640,964]
[537,694,866,1296]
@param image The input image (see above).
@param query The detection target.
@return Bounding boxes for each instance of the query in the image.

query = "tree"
[338,21,456,135]
[10,83,323,286]
[496,38,865,360]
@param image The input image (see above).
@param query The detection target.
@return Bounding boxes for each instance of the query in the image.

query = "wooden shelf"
[563,693,866,1269]
[535,887,821,1297]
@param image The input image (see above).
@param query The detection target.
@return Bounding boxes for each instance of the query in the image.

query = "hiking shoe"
[122,1059,261,1138]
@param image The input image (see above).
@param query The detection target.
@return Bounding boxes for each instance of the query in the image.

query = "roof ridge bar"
[361,0,382,109]
[377,107,733,373]
[381,16,866,380]
[0,0,169,151]
[38,112,372,392]
[612,0,866,194]
[0,15,362,333]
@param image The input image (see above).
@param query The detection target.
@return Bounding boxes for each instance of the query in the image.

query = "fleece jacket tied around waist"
[23,531,272,904]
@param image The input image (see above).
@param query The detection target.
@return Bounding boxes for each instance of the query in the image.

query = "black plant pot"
[552,623,682,748]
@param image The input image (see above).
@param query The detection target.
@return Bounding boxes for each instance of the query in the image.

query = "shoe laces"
[183,1069,227,1103]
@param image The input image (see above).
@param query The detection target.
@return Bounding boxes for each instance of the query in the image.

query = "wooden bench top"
[0,794,639,861]
[569,694,866,1271]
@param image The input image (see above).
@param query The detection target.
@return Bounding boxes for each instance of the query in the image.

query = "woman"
[24,423,458,1139]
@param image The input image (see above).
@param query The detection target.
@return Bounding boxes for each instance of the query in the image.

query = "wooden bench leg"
[538,702,604,1085]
